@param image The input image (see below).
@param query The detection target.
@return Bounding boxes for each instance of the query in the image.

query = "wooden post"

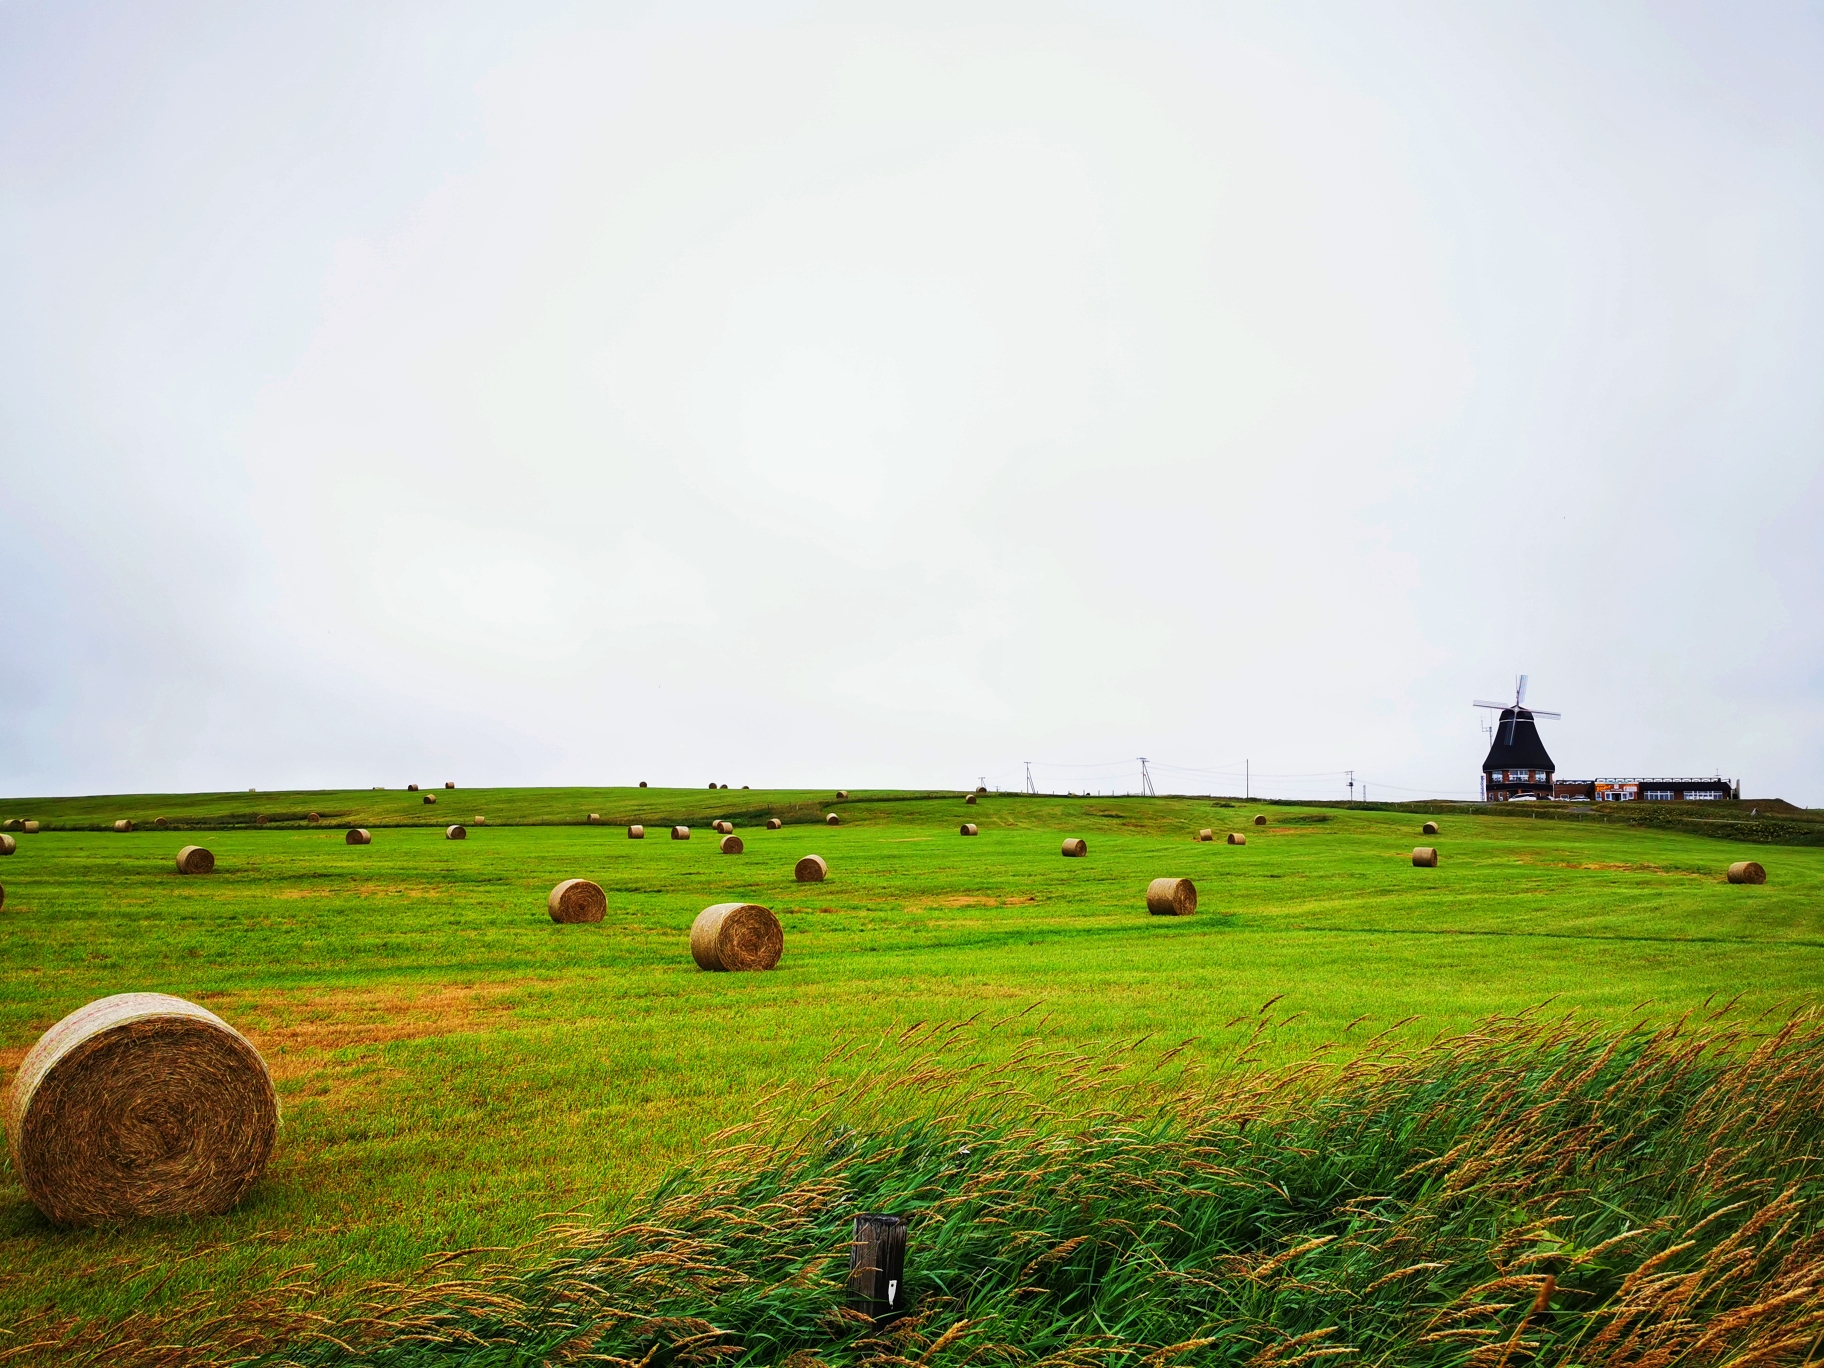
[847,1213,907,1321]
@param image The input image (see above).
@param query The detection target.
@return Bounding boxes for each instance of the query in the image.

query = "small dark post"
[847,1213,907,1322]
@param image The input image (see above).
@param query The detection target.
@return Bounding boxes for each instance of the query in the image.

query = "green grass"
[0,788,1819,1352]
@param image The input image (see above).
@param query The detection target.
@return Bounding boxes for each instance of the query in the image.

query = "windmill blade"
[1473,700,1509,709]
[1503,717,1517,744]
[1530,709,1562,720]
[1516,675,1529,707]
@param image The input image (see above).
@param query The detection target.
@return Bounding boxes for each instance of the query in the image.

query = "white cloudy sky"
[2,2,1820,803]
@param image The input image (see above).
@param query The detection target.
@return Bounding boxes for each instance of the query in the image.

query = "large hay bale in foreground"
[175,846,214,875]
[1254,814,1267,826]
[960,823,979,836]
[1413,847,1438,867]
[445,825,466,840]
[5,993,277,1227]
[826,813,840,826]
[345,828,371,845]
[627,824,644,839]
[1146,877,1196,916]
[1061,838,1087,858]
[766,818,782,830]
[1198,828,1213,842]
[1227,833,1247,846]
[1728,861,1767,885]
[672,826,690,840]
[548,879,606,924]
[1422,820,1440,836]
[795,854,827,882]
[690,903,782,972]
[113,820,133,833]
[719,834,744,854]
[0,834,13,857]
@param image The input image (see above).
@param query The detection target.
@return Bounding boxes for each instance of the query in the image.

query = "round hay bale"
[175,846,214,875]
[444,782,454,790]
[1728,861,1767,885]
[408,784,419,791]
[627,824,645,839]
[672,826,690,840]
[1254,814,1267,826]
[713,820,733,834]
[1198,828,1214,842]
[719,834,744,854]
[1422,820,1440,836]
[155,817,169,829]
[1061,837,1087,858]
[445,825,466,840]
[690,903,782,972]
[639,781,648,788]
[795,854,827,882]
[1412,847,1439,867]
[766,818,782,830]
[423,794,437,805]
[1,819,17,831]
[587,813,601,824]
[113,820,133,833]
[965,794,977,805]
[708,782,717,790]
[1227,833,1246,846]
[960,823,979,836]
[345,828,371,845]
[473,816,486,825]
[1146,877,1196,916]
[826,813,840,826]
[548,879,606,924]
[0,834,15,856]
[5,993,277,1227]
[306,812,320,823]
[23,821,39,834]
[720,783,729,790]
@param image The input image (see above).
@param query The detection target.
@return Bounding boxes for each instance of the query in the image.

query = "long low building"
[1551,777,1739,802]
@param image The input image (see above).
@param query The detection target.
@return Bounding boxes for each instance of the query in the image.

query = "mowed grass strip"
[0,792,1818,1335]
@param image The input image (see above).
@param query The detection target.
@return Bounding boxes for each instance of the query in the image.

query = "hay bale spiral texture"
[0,834,13,857]
[795,854,827,882]
[548,879,606,924]
[5,993,277,1227]
[627,824,644,839]
[1728,861,1767,885]
[1413,847,1439,867]
[1227,833,1247,846]
[719,834,744,854]
[307,812,320,823]
[1146,877,1197,916]
[671,826,690,840]
[175,846,214,875]
[113,820,133,833]
[345,828,371,846]
[445,825,466,840]
[690,903,783,972]
[1422,820,1440,836]
[1061,838,1087,858]
[766,818,782,830]
[960,823,979,836]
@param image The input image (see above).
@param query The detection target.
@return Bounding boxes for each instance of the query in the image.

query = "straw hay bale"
[5,993,277,1226]
[960,823,979,836]
[639,781,648,788]
[1,819,16,831]
[795,854,827,882]
[23,822,39,833]
[1227,833,1246,846]
[1146,877,1197,916]
[473,816,486,825]
[345,828,371,845]
[548,879,606,924]
[1198,829,1214,841]
[408,784,419,791]
[826,813,840,826]
[837,790,849,800]
[965,794,977,805]
[1412,847,1438,867]
[0,834,14,856]
[1728,861,1767,885]
[587,813,601,824]
[671,826,690,840]
[1422,820,1440,836]
[720,783,728,790]
[1254,815,1267,826]
[113,820,133,833]
[423,794,436,805]
[713,821,733,834]
[690,903,782,972]
[1061,838,1087,858]
[719,834,744,854]
[155,817,169,829]
[445,825,466,840]
[766,818,782,830]
[708,782,717,789]
[627,824,644,839]
[175,846,214,875]
[306,812,320,823]
[444,782,454,789]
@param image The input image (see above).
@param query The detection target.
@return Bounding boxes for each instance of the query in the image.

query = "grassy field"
[0,787,1820,1351]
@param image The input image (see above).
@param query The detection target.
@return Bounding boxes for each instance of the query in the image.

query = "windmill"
[1473,676,1562,801]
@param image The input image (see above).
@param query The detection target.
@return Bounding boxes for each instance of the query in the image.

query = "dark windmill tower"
[1474,676,1562,801]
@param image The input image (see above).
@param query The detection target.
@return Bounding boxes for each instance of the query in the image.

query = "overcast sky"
[2,1,1820,803]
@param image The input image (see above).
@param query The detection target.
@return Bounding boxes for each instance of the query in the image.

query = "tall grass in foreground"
[25,1007,1824,1367]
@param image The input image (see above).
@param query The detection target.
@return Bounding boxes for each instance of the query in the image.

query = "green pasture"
[0,788,1819,1335]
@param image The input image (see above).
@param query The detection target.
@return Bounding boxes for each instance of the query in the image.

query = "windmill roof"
[1482,708,1556,771]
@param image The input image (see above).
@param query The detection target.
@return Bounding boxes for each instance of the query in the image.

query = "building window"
[1644,790,1672,801]
[1687,791,1718,800]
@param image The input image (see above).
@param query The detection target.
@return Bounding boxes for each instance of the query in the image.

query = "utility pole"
[1139,757,1156,797]
[1023,761,1036,795]
[1245,759,1249,800]
[1347,770,1355,803]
